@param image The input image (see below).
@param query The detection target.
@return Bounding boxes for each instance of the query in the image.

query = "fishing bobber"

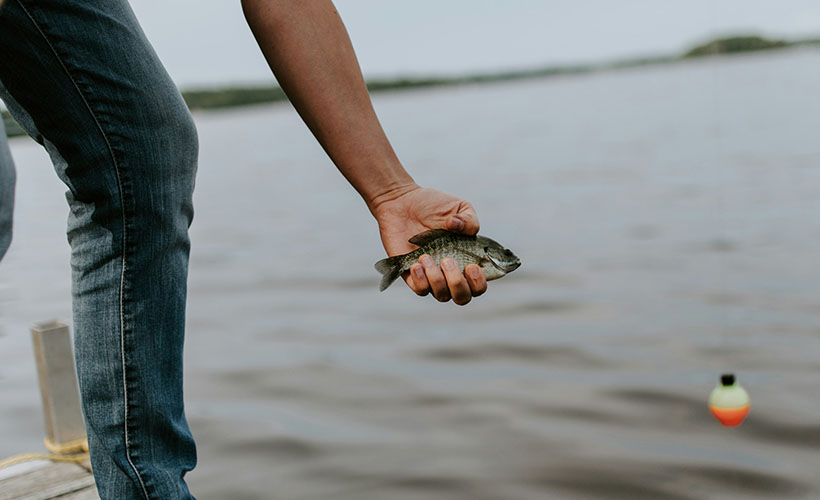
[708,373,750,427]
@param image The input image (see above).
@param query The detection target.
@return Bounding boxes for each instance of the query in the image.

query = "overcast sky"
[130,1,820,88]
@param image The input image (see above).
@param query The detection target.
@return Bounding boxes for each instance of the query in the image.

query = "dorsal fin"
[408,229,451,246]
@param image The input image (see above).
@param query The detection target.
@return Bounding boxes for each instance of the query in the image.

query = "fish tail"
[374,255,404,292]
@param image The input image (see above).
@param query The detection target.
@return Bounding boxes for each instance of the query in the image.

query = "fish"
[374,229,521,291]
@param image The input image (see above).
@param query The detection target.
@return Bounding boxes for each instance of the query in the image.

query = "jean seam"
[14,2,150,499]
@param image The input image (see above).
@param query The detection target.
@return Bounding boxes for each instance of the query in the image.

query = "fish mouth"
[488,254,521,273]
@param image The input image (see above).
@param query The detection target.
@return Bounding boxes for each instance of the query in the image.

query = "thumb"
[447,202,479,235]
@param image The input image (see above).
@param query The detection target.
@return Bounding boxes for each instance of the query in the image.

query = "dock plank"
[0,462,98,500]
[55,487,101,500]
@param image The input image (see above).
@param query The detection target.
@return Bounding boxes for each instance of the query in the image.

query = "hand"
[372,185,487,305]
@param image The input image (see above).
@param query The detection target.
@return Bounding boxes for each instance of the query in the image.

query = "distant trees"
[684,36,790,58]
[182,86,288,110]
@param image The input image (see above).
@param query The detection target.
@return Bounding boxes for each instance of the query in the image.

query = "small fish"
[374,229,521,291]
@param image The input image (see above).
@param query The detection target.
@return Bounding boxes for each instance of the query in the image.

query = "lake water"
[2,49,820,499]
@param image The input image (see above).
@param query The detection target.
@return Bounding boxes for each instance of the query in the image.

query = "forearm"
[242,0,417,213]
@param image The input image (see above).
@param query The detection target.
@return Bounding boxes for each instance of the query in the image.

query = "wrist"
[367,180,420,216]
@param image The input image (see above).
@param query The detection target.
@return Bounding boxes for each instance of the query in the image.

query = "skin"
[242,0,487,305]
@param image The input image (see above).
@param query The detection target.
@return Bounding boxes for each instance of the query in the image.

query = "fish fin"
[408,229,452,246]
[374,255,404,292]
[461,250,486,263]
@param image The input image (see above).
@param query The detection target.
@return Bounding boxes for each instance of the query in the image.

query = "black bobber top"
[720,373,735,386]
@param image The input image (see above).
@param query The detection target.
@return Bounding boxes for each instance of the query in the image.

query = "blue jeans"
[0,1,198,498]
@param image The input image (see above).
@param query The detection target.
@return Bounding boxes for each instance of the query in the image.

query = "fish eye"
[483,246,489,253]
[504,249,512,255]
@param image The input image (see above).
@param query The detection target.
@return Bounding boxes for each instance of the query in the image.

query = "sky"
[120,1,820,88]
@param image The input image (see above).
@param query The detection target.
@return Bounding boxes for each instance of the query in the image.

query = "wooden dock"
[0,461,99,500]
[0,322,99,500]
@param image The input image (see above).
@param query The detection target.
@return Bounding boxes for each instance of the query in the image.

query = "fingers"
[407,263,429,296]
[408,255,486,305]
[420,255,451,302]
[465,264,487,297]
[440,258,471,305]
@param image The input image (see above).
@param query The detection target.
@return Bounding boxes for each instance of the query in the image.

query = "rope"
[44,437,88,456]
[0,438,90,471]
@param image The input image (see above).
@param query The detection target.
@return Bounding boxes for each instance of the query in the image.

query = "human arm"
[241,0,486,304]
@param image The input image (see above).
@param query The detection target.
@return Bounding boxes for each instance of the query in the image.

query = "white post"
[30,321,87,448]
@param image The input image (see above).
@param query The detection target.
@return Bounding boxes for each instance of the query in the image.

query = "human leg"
[0,1,198,498]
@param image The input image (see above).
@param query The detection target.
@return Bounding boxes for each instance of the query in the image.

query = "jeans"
[0,1,198,498]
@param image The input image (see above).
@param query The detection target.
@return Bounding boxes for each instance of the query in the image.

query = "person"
[0,0,487,498]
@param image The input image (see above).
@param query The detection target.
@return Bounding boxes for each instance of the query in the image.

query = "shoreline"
[4,34,818,139]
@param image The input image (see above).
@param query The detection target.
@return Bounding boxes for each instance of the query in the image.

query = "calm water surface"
[2,49,820,499]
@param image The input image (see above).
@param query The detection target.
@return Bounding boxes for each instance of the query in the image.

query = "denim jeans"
[0,1,198,498]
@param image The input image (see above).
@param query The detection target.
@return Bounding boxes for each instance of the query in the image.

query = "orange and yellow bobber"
[708,373,750,427]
